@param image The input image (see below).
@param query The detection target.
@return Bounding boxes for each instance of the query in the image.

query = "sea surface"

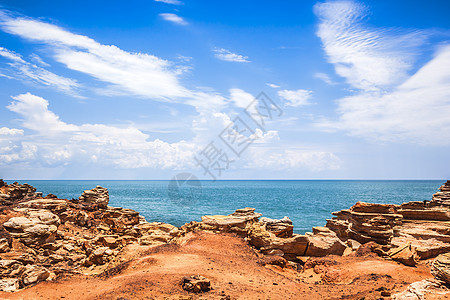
[9,180,443,234]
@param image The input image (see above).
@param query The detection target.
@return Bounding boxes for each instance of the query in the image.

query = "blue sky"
[0,0,449,179]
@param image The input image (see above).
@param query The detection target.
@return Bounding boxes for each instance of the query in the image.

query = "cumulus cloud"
[0,47,80,96]
[0,127,23,136]
[214,48,250,63]
[159,13,188,25]
[7,93,77,134]
[314,0,424,91]
[278,89,312,107]
[1,93,198,168]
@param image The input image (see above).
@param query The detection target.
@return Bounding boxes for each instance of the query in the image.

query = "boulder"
[98,235,118,248]
[305,227,347,257]
[102,207,140,232]
[257,256,287,267]
[18,199,68,213]
[26,210,60,226]
[263,234,309,256]
[182,275,211,293]
[3,216,57,246]
[86,247,111,265]
[44,193,58,199]
[20,265,50,286]
[431,252,450,284]
[79,186,109,209]
[202,207,261,228]
[389,242,419,266]
[260,216,293,237]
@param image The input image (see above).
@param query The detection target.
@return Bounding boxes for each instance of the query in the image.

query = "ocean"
[8,180,443,234]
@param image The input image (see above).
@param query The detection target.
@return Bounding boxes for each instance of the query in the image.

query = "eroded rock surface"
[0,181,179,292]
[326,180,450,260]
[2,179,450,295]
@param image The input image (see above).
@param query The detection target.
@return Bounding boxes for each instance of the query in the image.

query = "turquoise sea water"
[8,180,442,234]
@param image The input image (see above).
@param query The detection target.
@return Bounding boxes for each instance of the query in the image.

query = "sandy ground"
[0,231,443,300]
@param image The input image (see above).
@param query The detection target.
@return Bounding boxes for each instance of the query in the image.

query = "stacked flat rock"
[431,180,450,206]
[78,186,109,209]
[326,202,402,245]
[326,181,450,259]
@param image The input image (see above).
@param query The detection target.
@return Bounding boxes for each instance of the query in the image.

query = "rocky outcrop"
[2,179,450,293]
[184,208,347,262]
[326,180,450,260]
[79,186,109,209]
[0,180,178,292]
[0,182,38,205]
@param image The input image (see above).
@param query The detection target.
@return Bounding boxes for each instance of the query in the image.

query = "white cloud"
[2,93,199,168]
[246,148,341,172]
[7,93,78,134]
[314,72,336,85]
[278,89,312,107]
[29,53,49,67]
[229,88,254,109]
[250,128,279,144]
[0,47,80,95]
[0,127,23,136]
[155,0,182,4]
[0,14,190,100]
[266,83,280,89]
[318,45,450,145]
[159,13,188,25]
[214,48,250,63]
[314,0,424,91]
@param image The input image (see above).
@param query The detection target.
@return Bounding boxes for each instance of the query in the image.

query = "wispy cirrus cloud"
[317,44,450,145]
[214,48,250,63]
[314,0,425,91]
[0,12,190,101]
[0,47,80,96]
[159,13,188,25]
[315,1,450,145]
[314,72,336,85]
[155,0,183,5]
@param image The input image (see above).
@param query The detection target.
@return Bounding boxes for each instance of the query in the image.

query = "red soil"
[1,231,441,300]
